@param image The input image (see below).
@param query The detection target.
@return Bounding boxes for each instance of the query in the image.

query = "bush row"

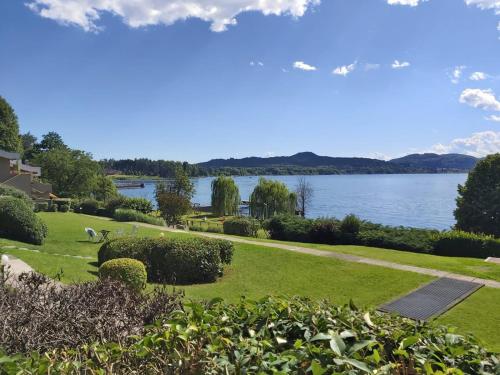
[264,215,500,258]
[223,217,260,237]
[113,208,165,226]
[34,201,71,213]
[98,236,234,284]
[1,296,497,374]
[0,197,47,245]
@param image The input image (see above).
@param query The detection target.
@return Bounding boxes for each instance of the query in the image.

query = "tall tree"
[455,153,500,237]
[0,96,22,152]
[93,175,118,202]
[211,176,241,216]
[295,177,313,217]
[170,166,195,199]
[21,132,37,157]
[249,178,297,219]
[38,131,67,151]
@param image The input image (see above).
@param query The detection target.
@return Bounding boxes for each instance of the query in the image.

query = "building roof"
[0,149,20,160]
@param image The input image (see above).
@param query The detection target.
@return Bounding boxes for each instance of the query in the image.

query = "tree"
[171,166,195,199]
[93,175,118,202]
[455,153,500,237]
[295,177,313,217]
[249,178,297,219]
[157,192,192,226]
[33,148,101,197]
[0,96,22,152]
[211,176,241,216]
[38,131,67,151]
[21,132,37,158]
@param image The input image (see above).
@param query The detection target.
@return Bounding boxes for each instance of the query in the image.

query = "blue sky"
[1,0,500,162]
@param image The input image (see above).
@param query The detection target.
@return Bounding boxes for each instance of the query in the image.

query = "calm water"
[118,174,467,230]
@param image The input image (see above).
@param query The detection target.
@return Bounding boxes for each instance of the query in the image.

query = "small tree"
[211,176,241,216]
[171,166,195,199]
[0,96,22,153]
[295,177,313,217]
[249,178,297,219]
[157,192,191,226]
[455,153,500,237]
[93,175,118,202]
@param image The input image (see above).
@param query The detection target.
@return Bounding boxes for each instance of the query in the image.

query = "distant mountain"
[389,153,478,170]
[197,152,478,175]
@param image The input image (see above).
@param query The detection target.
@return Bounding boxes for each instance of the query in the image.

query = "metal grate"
[379,278,483,321]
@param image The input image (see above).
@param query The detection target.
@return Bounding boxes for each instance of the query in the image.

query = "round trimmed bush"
[223,217,260,237]
[79,199,99,215]
[59,204,70,212]
[0,196,48,245]
[0,185,32,207]
[99,258,147,291]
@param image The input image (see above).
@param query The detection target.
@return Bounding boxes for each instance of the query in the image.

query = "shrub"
[2,296,497,374]
[309,218,342,244]
[114,208,165,226]
[0,197,47,244]
[79,198,100,215]
[59,203,70,212]
[340,214,361,243]
[0,272,182,354]
[358,227,438,254]
[48,203,58,212]
[223,217,260,237]
[157,192,192,226]
[434,230,500,258]
[34,201,49,212]
[104,195,127,216]
[265,215,313,242]
[0,184,31,207]
[99,258,147,291]
[121,197,153,214]
[98,237,234,284]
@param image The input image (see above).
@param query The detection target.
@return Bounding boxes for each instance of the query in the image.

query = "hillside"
[197,152,478,175]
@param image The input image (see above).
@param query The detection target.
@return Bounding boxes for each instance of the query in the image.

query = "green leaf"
[348,340,375,355]
[344,358,373,374]
[311,333,332,342]
[310,360,327,375]
[330,335,346,356]
[399,336,419,350]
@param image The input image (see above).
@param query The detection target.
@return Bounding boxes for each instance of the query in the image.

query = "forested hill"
[101,152,478,178]
[196,152,478,175]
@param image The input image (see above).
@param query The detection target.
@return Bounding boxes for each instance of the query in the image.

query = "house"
[0,149,53,199]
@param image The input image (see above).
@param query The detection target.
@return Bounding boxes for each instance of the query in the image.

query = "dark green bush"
[48,203,58,212]
[358,227,438,254]
[113,208,165,226]
[0,197,47,244]
[79,199,100,215]
[309,218,342,244]
[104,196,127,216]
[265,215,313,242]
[340,214,362,243]
[98,236,234,284]
[34,201,49,212]
[223,217,260,237]
[99,258,147,290]
[2,296,497,374]
[434,230,500,258]
[0,184,32,207]
[59,204,70,212]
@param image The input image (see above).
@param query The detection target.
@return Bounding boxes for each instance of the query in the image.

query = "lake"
[117,174,468,230]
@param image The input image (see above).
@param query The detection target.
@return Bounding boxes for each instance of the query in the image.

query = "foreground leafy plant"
[1,296,498,374]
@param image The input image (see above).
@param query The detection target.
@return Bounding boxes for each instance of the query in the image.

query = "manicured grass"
[1,212,499,351]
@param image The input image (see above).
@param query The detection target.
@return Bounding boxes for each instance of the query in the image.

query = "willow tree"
[211,176,241,216]
[249,178,297,219]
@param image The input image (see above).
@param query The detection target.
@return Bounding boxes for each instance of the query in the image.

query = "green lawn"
[1,212,499,352]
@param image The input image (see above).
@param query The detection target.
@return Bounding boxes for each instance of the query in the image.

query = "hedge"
[434,230,500,258]
[99,258,147,290]
[98,236,234,284]
[113,208,165,226]
[265,215,313,242]
[0,184,32,207]
[0,196,47,245]
[223,217,259,237]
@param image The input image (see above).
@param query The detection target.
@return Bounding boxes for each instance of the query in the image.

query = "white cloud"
[459,88,500,111]
[392,60,411,69]
[332,62,356,76]
[431,131,500,157]
[470,71,487,81]
[387,0,422,5]
[364,63,381,71]
[26,0,320,32]
[449,65,466,84]
[293,61,317,71]
[486,114,500,122]
[250,61,264,66]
